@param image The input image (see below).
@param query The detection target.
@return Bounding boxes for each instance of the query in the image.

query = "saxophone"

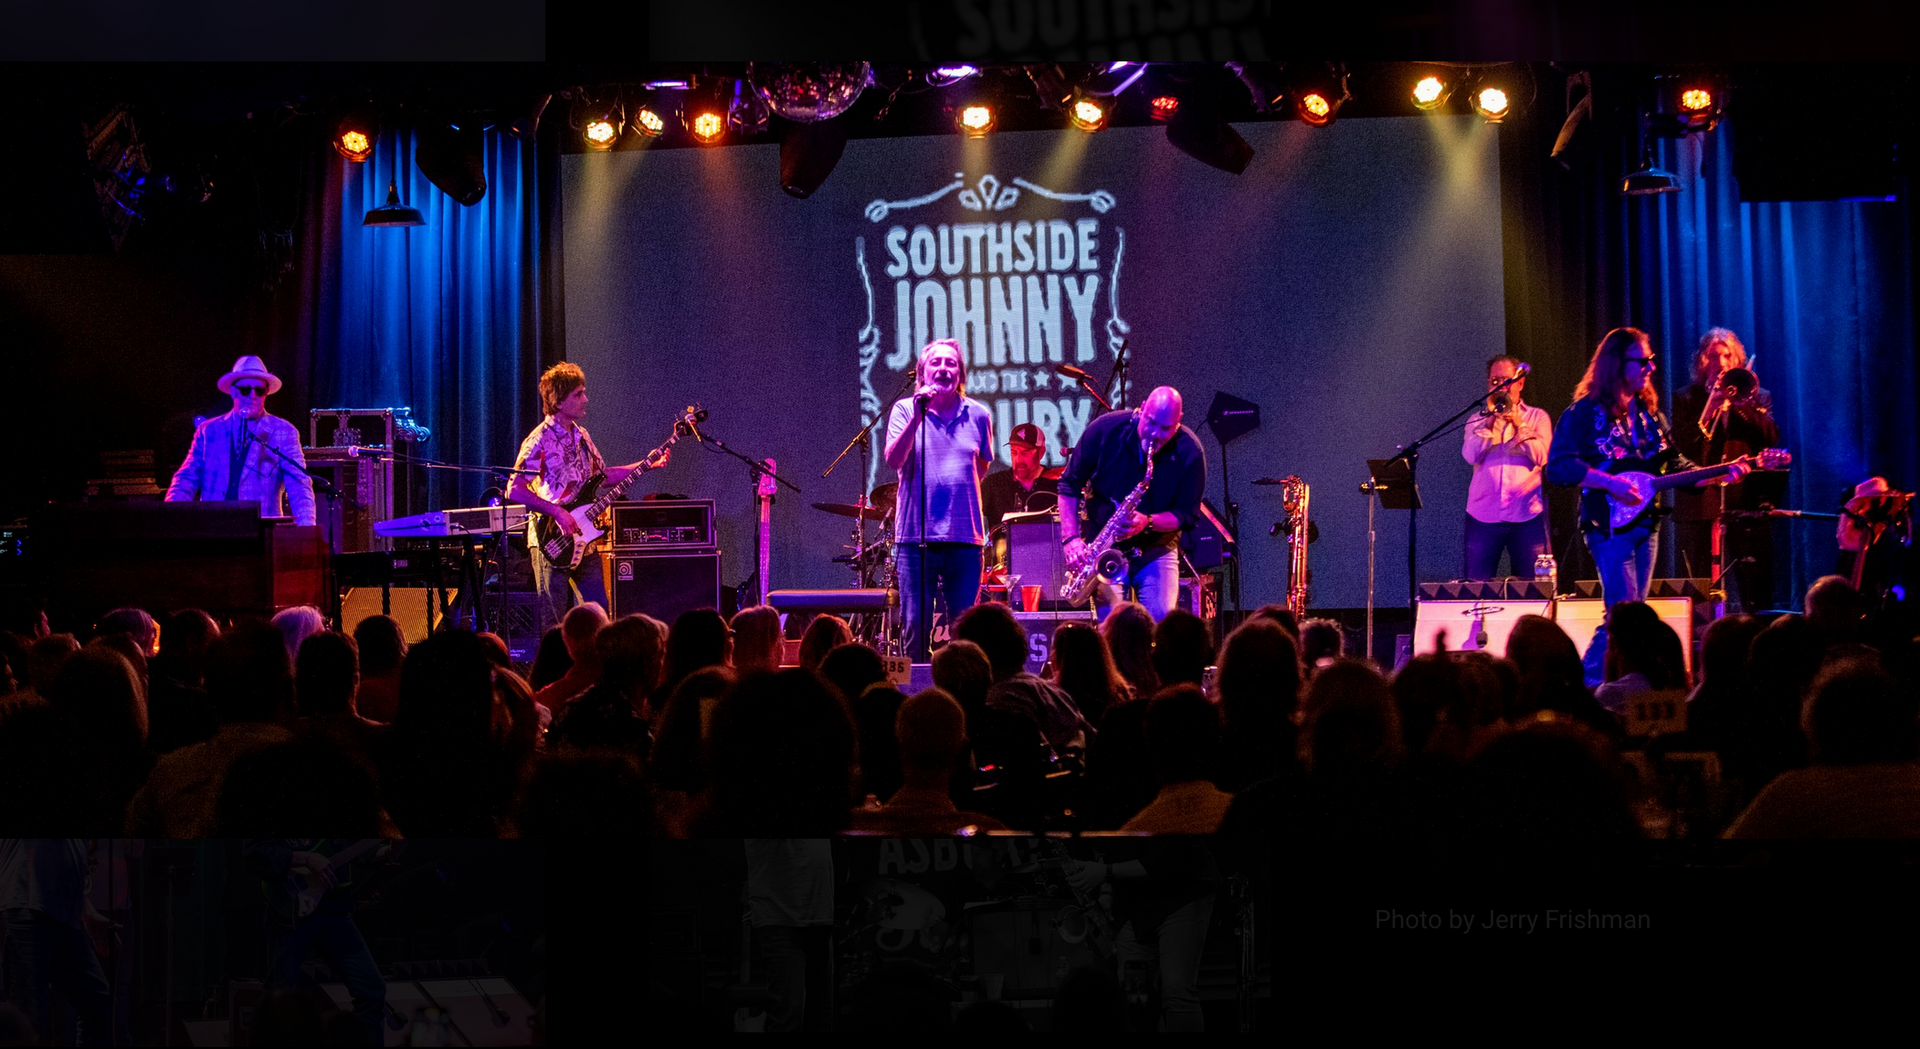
[1062,446,1155,605]
[1281,476,1311,617]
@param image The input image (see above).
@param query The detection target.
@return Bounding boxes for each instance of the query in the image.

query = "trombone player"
[1673,328,1784,610]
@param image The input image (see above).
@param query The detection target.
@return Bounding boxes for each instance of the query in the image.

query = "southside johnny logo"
[852,172,1130,491]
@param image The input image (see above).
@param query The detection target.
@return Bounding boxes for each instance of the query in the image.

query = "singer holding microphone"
[885,339,994,662]
[1461,355,1551,580]
[166,355,317,526]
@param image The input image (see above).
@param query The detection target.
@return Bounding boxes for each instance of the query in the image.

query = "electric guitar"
[535,410,690,569]
[1599,448,1792,530]
[263,838,404,921]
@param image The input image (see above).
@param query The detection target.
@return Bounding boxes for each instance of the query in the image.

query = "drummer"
[981,422,1062,528]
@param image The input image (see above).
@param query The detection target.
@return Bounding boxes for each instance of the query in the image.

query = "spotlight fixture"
[634,106,666,139]
[1650,73,1724,136]
[690,111,725,143]
[1471,85,1512,122]
[1411,75,1449,111]
[363,182,424,227]
[1291,64,1348,128]
[780,118,850,198]
[415,123,487,206]
[332,113,379,162]
[956,104,996,137]
[1149,95,1180,121]
[1166,89,1253,174]
[1068,93,1108,132]
[1621,147,1681,195]
[583,116,620,151]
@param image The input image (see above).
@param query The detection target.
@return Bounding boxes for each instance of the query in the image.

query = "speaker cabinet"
[610,549,722,622]
[340,586,448,643]
[1011,609,1097,675]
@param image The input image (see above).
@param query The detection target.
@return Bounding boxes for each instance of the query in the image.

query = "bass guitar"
[536,410,690,570]
[1599,448,1791,530]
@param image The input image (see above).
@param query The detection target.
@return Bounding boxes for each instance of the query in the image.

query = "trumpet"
[1700,365,1757,439]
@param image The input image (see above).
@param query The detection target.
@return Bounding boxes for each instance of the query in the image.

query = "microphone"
[679,408,706,443]
[1056,364,1095,382]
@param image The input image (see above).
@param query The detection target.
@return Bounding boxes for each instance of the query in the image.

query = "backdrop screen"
[562,117,1505,609]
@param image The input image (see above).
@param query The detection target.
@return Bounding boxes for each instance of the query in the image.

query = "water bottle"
[1533,553,1557,596]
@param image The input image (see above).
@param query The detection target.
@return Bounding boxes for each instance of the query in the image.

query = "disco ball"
[747,62,872,123]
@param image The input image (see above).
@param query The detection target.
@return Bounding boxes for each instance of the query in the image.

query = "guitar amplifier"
[610,499,715,549]
[1006,516,1073,606]
[611,549,722,622]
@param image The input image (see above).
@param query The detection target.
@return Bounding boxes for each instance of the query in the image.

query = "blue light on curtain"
[322,128,544,510]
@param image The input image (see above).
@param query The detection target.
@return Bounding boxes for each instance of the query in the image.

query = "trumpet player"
[1673,328,1784,610]
[1058,386,1207,621]
[1462,355,1552,580]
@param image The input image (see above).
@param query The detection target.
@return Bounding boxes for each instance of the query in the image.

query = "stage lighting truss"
[332,112,379,163]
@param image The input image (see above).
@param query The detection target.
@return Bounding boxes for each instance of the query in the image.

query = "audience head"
[1143,684,1221,785]
[97,606,159,657]
[952,603,1029,682]
[515,748,648,836]
[352,614,408,676]
[1299,617,1345,669]
[1251,603,1301,640]
[1470,716,1642,838]
[92,632,149,689]
[22,633,80,694]
[1802,657,1916,764]
[1,592,50,640]
[157,608,221,682]
[931,639,994,711]
[204,619,294,724]
[527,625,571,690]
[394,630,497,749]
[1505,615,1589,717]
[46,643,148,747]
[1049,621,1129,724]
[1804,575,1864,635]
[1604,602,1685,689]
[821,642,890,703]
[730,606,784,672]
[475,632,511,668]
[1216,618,1302,731]
[649,666,737,793]
[270,605,327,661]
[1151,609,1212,688]
[704,668,858,835]
[896,688,968,777]
[595,614,668,704]
[1100,602,1160,698]
[1697,613,1764,691]
[561,601,611,663]
[295,631,359,717]
[1301,659,1404,775]
[665,608,731,683]
[798,615,853,670]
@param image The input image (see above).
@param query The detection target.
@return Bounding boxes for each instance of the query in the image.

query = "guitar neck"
[1649,457,1750,493]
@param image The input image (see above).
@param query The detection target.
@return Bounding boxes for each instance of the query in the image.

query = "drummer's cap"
[1009,423,1045,449]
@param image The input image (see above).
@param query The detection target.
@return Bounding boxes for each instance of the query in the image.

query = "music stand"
[1205,392,1261,615]
[1362,458,1421,663]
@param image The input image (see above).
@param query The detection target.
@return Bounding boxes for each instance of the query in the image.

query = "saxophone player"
[1058,387,1207,621]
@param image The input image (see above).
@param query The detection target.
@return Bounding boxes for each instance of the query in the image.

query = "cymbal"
[868,481,898,511]
[813,500,891,520]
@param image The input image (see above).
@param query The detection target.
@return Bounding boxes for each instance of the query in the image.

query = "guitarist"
[1547,329,1749,681]
[242,839,398,1049]
[509,363,673,628]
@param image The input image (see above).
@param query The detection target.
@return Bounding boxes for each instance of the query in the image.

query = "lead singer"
[885,339,994,661]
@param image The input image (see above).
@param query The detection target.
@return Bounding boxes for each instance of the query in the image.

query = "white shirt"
[1462,401,1551,523]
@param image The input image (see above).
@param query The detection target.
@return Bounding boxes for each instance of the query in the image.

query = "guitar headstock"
[758,458,778,497]
[1757,448,1792,470]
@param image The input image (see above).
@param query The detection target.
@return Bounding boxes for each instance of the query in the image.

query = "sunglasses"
[1624,356,1656,366]
[232,384,269,396]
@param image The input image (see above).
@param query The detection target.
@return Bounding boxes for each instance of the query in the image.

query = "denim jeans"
[267,912,387,1048]
[2,908,111,1047]
[1093,547,1181,622]
[1113,894,1215,1032]
[531,547,608,628]
[754,925,831,1033]
[1462,512,1549,580]
[896,542,984,661]
[1580,525,1659,687]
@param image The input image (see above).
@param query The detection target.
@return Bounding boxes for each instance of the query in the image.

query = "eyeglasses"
[1624,356,1657,366]
[232,384,269,396]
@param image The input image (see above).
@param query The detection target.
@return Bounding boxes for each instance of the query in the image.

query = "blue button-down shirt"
[165,410,318,526]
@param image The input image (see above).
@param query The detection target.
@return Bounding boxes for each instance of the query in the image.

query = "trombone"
[1699,364,1757,442]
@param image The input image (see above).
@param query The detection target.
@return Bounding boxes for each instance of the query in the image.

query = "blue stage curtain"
[1504,110,1915,609]
[307,127,554,511]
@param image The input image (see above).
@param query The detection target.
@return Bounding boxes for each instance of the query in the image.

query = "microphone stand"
[378,449,538,636]
[692,426,801,614]
[245,426,352,628]
[1102,339,1131,410]
[1379,370,1531,614]
[826,372,917,603]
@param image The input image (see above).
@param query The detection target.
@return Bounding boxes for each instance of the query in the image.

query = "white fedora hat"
[217,355,283,395]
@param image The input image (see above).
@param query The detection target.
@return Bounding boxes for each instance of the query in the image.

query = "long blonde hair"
[1571,327,1660,416]
[1691,327,1748,384]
